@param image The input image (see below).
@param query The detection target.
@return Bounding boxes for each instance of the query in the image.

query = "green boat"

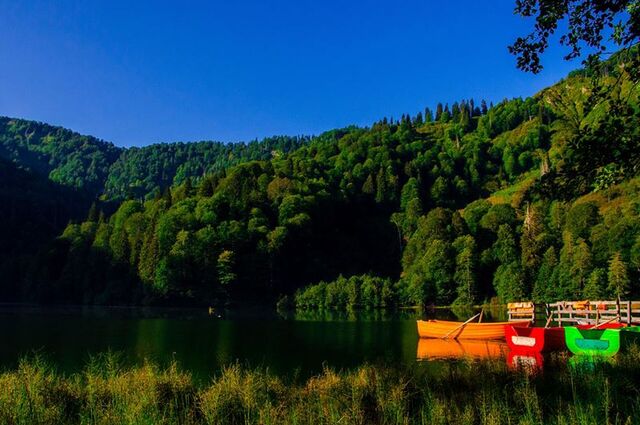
[564,326,640,357]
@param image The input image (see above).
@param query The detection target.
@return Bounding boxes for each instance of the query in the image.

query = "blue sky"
[0,1,579,147]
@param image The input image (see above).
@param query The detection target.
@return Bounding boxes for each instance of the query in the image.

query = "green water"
[0,305,506,380]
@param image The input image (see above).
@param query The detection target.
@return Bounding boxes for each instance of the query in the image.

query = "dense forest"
[1,49,638,307]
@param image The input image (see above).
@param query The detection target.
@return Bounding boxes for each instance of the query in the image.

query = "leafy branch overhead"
[510,0,639,73]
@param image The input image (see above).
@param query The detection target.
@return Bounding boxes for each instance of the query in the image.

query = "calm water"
[0,305,506,380]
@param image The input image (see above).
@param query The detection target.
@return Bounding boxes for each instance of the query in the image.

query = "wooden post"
[544,314,553,328]
[627,300,632,325]
[545,303,550,324]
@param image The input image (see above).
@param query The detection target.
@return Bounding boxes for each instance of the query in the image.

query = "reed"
[1,350,640,425]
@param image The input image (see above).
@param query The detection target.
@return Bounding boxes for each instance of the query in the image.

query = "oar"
[589,316,620,329]
[544,314,554,328]
[478,309,484,323]
[441,312,482,340]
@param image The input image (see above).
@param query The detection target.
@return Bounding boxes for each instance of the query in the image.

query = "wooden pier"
[507,300,640,326]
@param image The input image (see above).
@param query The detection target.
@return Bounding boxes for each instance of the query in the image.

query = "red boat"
[505,325,566,353]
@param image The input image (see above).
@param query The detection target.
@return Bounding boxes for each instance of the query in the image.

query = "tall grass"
[1,350,640,424]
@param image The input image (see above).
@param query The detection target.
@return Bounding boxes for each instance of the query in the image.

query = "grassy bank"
[2,351,640,425]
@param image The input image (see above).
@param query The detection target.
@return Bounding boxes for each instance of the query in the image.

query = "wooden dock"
[507,300,640,326]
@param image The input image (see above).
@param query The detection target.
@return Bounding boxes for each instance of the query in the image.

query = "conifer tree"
[453,235,477,305]
[583,268,607,300]
[217,250,237,286]
[608,252,630,299]
[425,107,433,123]
[533,246,557,302]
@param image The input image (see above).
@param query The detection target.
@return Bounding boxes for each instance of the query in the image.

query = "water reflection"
[416,338,508,360]
[0,304,532,381]
[507,351,544,372]
[0,305,422,380]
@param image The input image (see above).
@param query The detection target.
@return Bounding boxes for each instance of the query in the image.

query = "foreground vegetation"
[2,351,640,425]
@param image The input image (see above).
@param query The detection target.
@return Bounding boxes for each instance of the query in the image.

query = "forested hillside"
[0,117,307,200]
[0,118,307,297]
[1,49,639,307]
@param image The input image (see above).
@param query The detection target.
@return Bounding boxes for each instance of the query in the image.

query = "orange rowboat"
[417,338,507,360]
[417,319,530,340]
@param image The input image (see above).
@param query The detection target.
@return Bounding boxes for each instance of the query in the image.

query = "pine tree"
[441,104,451,122]
[435,103,443,121]
[494,224,518,264]
[553,232,576,298]
[452,102,461,122]
[400,178,420,210]
[453,236,477,305]
[362,174,375,195]
[608,252,630,299]
[87,202,99,222]
[533,246,557,302]
[571,238,592,295]
[583,268,607,300]
[481,99,488,115]
[425,107,433,123]
[494,261,526,302]
[375,168,388,203]
[521,204,544,274]
[217,250,237,286]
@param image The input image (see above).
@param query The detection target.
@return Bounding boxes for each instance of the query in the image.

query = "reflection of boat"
[505,326,566,353]
[507,350,544,371]
[416,338,507,360]
[568,355,613,370]
[416,320,530,340]
[564,326,640,357]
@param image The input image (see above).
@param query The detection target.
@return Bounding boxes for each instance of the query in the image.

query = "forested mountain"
[0,117,120,195]
[0,117,308,200]
[1,49,639,307]
[103,136,309,199]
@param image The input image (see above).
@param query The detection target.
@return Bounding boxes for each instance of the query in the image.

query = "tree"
[217,250,237,286]
[521,204,545,277]
[493,224,518,265]
[584,268,607,299]
[402,239,454,306]
[510,0,640,74]
[453,236,477,305]
[481,99,488,115]
[494,261,527,302]
[87,202,99,222]
[608,251,630,298]
[571,238,593,293]
[424,107,434,123]
[533,246,558,302]
[566,202,600,239]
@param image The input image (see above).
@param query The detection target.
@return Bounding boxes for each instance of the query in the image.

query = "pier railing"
[507,300,640,325]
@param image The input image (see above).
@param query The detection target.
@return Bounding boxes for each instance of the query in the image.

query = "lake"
[0,305,508,381]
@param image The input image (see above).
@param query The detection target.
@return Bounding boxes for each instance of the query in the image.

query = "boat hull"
[416,320,530,340]
[564,326,640,357]
[505,326,566,353]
